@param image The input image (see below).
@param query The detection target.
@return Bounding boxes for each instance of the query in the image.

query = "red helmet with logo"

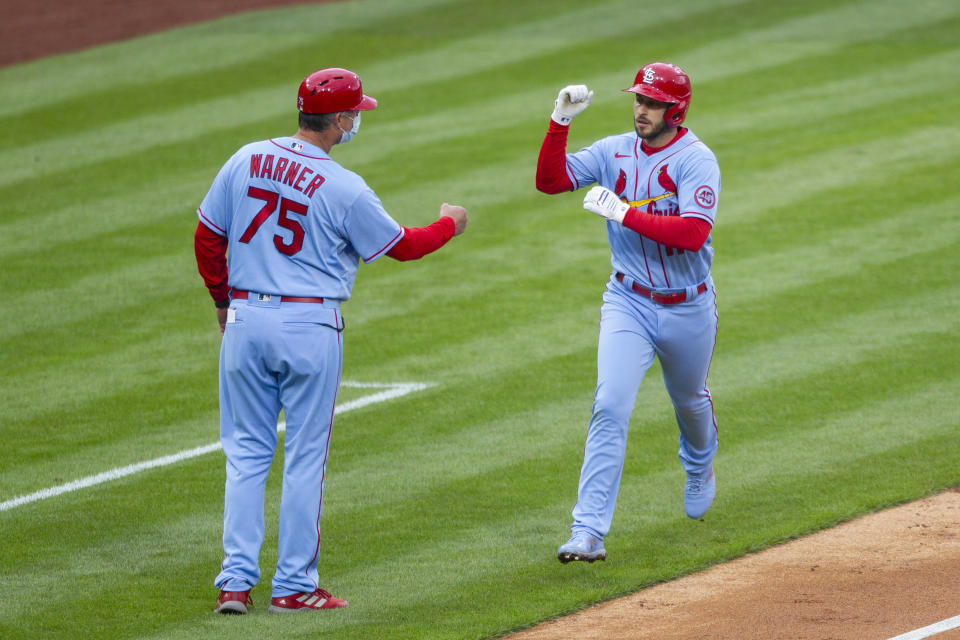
[297,68,377,114]
[624,62,691,126]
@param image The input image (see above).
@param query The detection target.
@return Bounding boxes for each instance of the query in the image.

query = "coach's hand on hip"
[441,203,468,236]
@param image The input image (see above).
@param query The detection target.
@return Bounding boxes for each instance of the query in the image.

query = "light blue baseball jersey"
[197,137,403,301]
[565,128,720,290]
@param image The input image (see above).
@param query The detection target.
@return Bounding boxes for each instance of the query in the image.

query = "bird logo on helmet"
[624,62,692,126]
[297,68,378,114]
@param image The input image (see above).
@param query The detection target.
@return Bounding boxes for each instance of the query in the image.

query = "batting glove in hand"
[551,84,593,125]
[583,186,629,224]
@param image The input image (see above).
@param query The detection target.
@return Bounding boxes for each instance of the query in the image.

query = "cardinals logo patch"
[657,164,677,193]
[614,169,627,196]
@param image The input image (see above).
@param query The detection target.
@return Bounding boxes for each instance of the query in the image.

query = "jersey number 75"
[239,186,308,256]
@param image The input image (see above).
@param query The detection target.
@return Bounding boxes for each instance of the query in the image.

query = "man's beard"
[635,118,668,141]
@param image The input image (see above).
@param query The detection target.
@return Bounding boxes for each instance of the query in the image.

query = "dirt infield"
[0,0,321,68]
[510,489,960,640]
[8,2,958,638]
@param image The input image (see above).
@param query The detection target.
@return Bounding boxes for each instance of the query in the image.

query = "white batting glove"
[583,186,629,224]
[551,84,593,125]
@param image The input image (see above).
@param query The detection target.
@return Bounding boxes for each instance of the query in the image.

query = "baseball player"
[194,67,468,613]
[536,62,720,563]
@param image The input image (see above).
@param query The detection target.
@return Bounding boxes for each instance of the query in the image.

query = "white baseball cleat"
[684,465,716,519]
[557,531,606,563]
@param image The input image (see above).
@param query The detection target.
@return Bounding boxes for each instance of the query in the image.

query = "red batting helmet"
[624,62,691,126]
[297,68,377,114]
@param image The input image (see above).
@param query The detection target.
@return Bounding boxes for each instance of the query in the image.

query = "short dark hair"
[298,111,337,133]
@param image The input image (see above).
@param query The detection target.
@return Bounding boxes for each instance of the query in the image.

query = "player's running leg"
[562,289,656,559]
[657,289,719,518]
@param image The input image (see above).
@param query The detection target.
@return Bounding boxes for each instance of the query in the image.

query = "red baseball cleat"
[269,588,348,612]
[214,589,252,615]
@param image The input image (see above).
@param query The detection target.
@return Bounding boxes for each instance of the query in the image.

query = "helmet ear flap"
[664,99,689,126]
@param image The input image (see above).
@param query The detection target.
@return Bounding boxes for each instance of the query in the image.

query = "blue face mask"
[337,112,361,144]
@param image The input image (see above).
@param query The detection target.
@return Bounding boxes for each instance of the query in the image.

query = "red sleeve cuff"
[386,216,455,261]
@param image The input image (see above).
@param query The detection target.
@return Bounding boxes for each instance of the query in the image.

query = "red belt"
[231,289,325,304]
[615,273,706,305]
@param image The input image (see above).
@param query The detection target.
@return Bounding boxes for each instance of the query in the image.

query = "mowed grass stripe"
[0,314,590,495]
[12,243,948,531]
[0,0,463,119]
[6,426,951,640]
[0,461,225,636]
[718,336,958,458]
[5,8,955,255]
[15,0,945,208]
[702,45,960,137]
[330,301,957,574]
[719,123,960,223]
[25,274,923,598]
[0,153,952,497]
[282,320,955,559]
[327,284,958,514]
[1,103,955,294]
[0,0,741,164]
[713,270,957,394]
[5,48,954,268]
[0,170,215,262]
[2,371,954,637]
[0,295,597,495]
[334,357,954,558]
[0,0,751,190]
[350,194,958,381]
[0,251,202,342]
[1,0,952,222]
[0,382,432,511]
[676,0,960,79]
[5,185,944,485]
[719,193,959,293]
[212,384,960,639]
[484,0,960,137]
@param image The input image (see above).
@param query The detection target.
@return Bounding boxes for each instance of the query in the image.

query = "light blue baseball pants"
[571,275,719,538]
[214,294,343,597]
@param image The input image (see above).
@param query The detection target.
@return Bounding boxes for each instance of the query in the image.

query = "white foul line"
[0,381,432,512]
[887,615,960,640]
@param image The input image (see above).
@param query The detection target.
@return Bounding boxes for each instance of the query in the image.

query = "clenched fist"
[440,203,468,236]
[551,84,593,125]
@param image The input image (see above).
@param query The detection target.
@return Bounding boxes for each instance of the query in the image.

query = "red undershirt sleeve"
[621,210,712,252]
[536,120,575,194]
[194,221,230,305]
[386,216,456,261]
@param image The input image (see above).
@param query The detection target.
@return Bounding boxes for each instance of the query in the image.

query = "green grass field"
[1,0,958,638]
